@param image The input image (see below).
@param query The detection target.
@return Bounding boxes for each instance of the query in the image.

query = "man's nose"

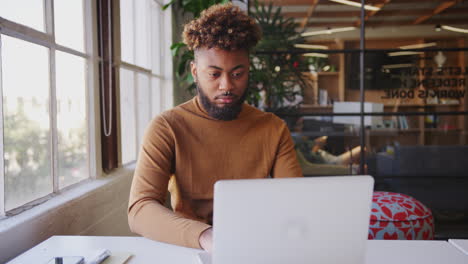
[219,74,234,91]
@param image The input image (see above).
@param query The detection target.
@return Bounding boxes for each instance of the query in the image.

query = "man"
[293,118,363,165]
[128,3,302,252]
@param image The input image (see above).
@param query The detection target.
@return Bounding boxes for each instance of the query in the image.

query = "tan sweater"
[128,96,302,249]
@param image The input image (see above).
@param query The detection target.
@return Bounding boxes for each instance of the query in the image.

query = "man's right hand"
[199,228,213,252]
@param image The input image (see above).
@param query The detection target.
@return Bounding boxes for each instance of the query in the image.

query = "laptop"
[198,175,374,264]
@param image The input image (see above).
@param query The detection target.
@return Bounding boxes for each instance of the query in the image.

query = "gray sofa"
[373,145,468,238]
[376,145,468,177]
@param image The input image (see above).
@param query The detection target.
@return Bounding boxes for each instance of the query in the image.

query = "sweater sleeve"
[127,115,211,249]
[271,121,303,178]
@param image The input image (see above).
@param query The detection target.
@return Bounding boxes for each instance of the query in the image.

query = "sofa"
[375,145,468,177]
[372,145,468,238]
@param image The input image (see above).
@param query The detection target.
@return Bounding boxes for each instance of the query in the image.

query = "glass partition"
[271,0,468,239]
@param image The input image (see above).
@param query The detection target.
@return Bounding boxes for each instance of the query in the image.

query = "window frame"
[0,0,174,216]
[115,0,173,166]
[0,0,99,216]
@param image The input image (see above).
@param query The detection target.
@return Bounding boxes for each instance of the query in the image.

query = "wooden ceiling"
[254,0,468,39]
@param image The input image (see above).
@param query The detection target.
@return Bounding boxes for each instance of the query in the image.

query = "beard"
[197,83,248,121]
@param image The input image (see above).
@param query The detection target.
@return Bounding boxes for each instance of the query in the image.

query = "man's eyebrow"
[207,65,246,71]
[207,65,223,70]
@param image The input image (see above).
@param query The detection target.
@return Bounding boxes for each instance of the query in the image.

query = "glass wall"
[269,0,468,239]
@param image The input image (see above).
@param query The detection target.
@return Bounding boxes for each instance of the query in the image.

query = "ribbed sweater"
[128,96,302,249]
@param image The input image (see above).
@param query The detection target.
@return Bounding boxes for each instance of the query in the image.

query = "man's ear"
[190,61,197,82]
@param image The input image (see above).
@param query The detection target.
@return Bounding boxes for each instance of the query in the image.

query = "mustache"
[214,91,237,99]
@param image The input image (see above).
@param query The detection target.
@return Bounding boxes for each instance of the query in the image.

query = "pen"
[88,249,111,264]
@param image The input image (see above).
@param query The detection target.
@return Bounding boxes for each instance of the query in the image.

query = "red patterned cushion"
[368,192,434,240]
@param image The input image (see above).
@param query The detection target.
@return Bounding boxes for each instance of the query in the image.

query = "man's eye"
[232,72,243,78]
[209,72,220,77]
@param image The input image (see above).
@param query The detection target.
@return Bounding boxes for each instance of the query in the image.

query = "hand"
[199,228,213,252]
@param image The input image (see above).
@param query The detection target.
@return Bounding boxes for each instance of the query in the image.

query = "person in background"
[127,3,302,252]
[292,117,363,165]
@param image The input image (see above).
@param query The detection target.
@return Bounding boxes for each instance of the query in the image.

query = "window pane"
[135,0,150,68]
[54,0,85,52]
[151,77,161,117]
[119,68,136,164]
[0,0,45,32]
[120,0,134,64]
[137,73,150,147]
[151,1,161,75]
[1,36,51,210]
[56,51,88,188]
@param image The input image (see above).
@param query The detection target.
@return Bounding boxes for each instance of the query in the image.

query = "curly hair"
[182,3,262,52]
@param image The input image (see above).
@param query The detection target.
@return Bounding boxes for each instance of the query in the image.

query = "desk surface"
[7,236,202,264]
[7,236,468,264]
[365,240,468,264]
[449,239,468,255]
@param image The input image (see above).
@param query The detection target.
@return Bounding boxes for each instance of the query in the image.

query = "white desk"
[7,236,202,264]
[365,240,468,264]
[449,239,468,255]
[7,236,468,264]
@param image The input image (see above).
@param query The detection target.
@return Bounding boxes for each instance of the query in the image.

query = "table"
[7,236,468,264]
[365,240,468,264]
[449,239,468,255]
[7,236,202,264]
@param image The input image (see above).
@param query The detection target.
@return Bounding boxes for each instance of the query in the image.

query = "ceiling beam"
[412,0,460,25]
[304,22,359,28]
[355,0,391,27]
[284,11,360,18]
[282,8,468,19]
[380,8,468,16]
[284,10,434,18]
[299,0,319,31]
[379,18,468,27]
[256,0,318,6]
[257,0,441,6]
[305,18,468,28]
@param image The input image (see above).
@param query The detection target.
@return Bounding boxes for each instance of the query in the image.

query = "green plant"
[248,0,310,111]
[164,0,311,111]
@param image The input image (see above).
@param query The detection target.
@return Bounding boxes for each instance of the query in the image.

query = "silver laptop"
[199,175,374,264]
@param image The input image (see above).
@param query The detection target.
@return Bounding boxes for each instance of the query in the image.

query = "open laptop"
[198,175,374,264]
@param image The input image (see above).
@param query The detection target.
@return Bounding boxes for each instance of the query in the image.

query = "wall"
[0,168,135,263]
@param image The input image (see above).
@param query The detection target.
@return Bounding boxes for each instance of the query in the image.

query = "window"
[0,0,93,214]
[0,0,173,216]
[118,0,173,165]
[0,0,45,32]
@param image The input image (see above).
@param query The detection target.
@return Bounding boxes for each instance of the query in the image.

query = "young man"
[128,3,302,252]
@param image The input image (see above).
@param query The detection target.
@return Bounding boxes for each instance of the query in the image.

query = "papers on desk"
[100,252,132,264]
[87,249,110,264]
[85,250,132,264]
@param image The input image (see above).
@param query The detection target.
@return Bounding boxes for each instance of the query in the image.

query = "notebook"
[198,175,374,264]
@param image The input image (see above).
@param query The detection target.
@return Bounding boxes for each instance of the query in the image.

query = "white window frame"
[117,0,173,166]
[0,0,99,217]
